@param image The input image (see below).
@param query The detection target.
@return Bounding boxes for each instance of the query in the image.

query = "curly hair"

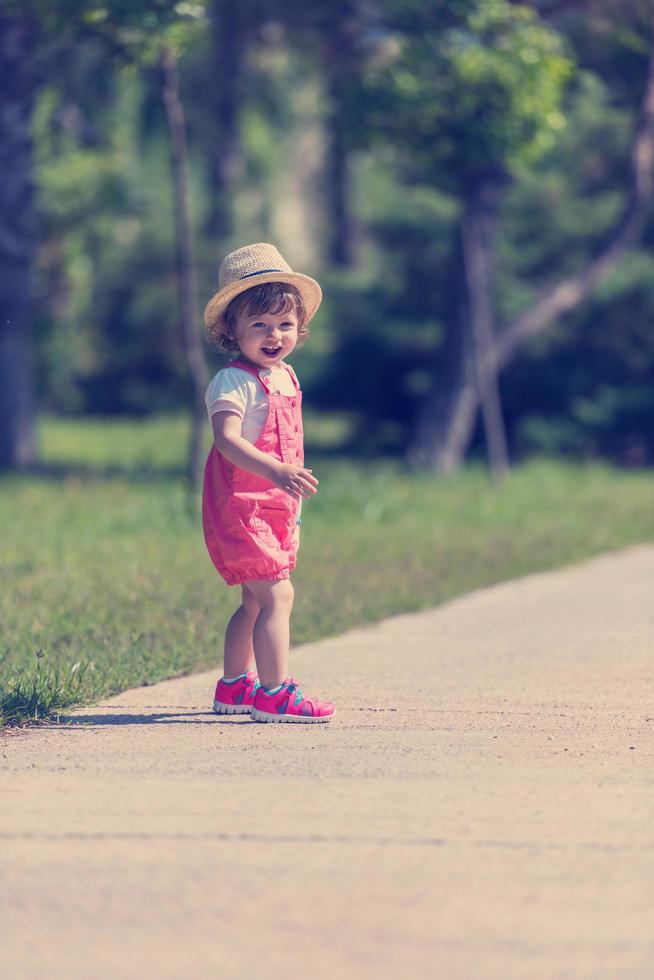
[209,282,308,353]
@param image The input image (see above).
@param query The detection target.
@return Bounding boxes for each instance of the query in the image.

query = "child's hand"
[271,462,319,500]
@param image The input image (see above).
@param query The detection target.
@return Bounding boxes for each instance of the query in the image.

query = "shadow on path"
[54,711,246,727]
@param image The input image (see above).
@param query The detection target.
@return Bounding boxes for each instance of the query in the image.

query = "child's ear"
[218,318,235,350]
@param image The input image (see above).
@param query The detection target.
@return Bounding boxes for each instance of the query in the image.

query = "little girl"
[202,243,335,724]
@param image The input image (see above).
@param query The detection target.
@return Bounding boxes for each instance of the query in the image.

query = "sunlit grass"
[36,409,356,472]
[0,649,92,727]
[1,414,653,725]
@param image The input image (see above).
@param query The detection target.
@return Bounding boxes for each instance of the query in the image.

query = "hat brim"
[204,271,322,337]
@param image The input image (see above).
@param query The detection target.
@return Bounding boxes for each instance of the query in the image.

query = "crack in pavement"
[0,831,651,852]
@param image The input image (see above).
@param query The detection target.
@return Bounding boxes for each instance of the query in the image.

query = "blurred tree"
[0,7,39,469]
[319,0,364,267]
[205,0,254,240]
[0,0,210,485]
[364,0,574,473]
[307,0,654,469]
[499,0,654,465]
[358,0,652,470]
[267,0,370,267]
[160,39,209,492]
[6,0,654,473]
[499,47,654,464]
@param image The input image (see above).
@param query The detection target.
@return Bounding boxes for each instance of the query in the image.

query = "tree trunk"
[408,249,478,472]
[206,0,249,239]
[460,180,509,480]
[407,338,478,473]
[410,17,654,472]
[324,80,353,267]
[0,13,38,471]
[322,1,358,267]
[161,46,209,496]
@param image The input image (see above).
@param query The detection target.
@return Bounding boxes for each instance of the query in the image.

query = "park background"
[1,0,654,723]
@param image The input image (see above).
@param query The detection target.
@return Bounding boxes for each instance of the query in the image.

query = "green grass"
[0,649,92,726]
[1,413,653,725]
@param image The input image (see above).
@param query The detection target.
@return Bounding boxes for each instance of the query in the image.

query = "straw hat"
[204,243,322,337]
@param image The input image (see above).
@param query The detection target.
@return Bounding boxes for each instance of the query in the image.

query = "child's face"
[232,306,299,370]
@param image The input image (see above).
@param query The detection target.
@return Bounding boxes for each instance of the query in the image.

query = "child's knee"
[279,579,294,608]
[268,578,294,611]
[250,577,294,611]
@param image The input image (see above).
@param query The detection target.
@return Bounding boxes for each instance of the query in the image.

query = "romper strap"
[228,358,270,393]
[229,358,299,393]
[282,362,301,391]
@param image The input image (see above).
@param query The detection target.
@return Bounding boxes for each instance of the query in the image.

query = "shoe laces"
[286,680,304,706]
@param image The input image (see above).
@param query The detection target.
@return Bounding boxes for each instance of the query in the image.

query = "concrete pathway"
[2,546,653,980]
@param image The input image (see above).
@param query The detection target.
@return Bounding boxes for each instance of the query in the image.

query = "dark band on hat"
[240,269,283,280]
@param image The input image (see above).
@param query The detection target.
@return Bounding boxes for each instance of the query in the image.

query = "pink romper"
[202,358,303,586]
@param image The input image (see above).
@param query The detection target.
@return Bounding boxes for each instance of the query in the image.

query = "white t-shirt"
[205,362,297,444]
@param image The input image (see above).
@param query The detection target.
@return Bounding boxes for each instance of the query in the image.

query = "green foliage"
[18,0,654,465]
[309,5,653,463]
[497,63,654,465]
[34,66,194,414]
[366,0,574,184]
[307,172,458,450]
[23,0,208,61]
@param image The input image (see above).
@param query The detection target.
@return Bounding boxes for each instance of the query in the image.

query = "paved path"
[2,546,653,980]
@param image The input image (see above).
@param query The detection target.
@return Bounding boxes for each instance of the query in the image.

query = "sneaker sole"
[213,700,252,715]
[250,707,334,724]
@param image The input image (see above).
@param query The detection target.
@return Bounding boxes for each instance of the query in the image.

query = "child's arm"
[212,412,318,501]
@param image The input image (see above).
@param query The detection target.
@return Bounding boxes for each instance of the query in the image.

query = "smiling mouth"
[261,346,282,357]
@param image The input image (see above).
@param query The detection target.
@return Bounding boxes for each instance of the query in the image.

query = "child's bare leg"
[222,584,259,677]
[244,578,294,689]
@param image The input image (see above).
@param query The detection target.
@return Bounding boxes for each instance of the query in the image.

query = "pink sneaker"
[250,677,335,724]
[213,669,260,715]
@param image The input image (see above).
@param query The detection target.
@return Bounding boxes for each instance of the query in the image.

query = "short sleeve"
[205,367,256,422]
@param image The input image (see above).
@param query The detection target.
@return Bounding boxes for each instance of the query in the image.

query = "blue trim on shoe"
[221,672,250,684]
